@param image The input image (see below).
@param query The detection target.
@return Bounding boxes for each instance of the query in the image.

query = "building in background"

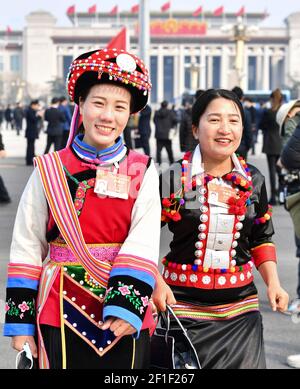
[0,9,300,105]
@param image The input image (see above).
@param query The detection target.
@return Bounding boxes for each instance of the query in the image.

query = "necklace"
[162,151,253,222]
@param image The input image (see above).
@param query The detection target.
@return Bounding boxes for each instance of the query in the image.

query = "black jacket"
[160,162,273,304]
[154,108,177,140]
[44,107,65,136]
[236,108,253,157]
[260,108,282,155]
[281,123,300,169]
[179,108,198,152]
[138,105,152,137]
[25,107,40,140]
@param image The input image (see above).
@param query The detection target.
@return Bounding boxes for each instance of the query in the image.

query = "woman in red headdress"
[4,48,161,369]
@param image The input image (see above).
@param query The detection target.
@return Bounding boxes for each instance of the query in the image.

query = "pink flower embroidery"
[76,188,85,199]
[87,178,95,186]
[118,285,131,296]
[141,296,149,307]
[74,199,83,211]
[18,301,29,313]
[5,303,9,313]
[139,306,144,315]
[20,313,24,319]
[78,182,86,190]
[134,289,140,296]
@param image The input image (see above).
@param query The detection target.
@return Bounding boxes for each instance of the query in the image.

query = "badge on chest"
[207,182,238,208]
[94,169,131,199]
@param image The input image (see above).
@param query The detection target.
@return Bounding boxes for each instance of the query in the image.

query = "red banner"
[140,19,207,36]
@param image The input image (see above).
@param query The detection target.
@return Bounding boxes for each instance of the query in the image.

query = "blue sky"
[1,0,299,29]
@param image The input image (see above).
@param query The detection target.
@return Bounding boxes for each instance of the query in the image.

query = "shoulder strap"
[34,152,111,288]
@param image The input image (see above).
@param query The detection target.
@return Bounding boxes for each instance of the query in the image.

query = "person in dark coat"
[0,133,11,203]
[259,88,283,205]
[179,102,198,152]
[154,101,177,165]
[59,97,72,149]
[44,97,65,153]
[231,87,253,160]
[138,104,152,156]
[13,102,24,136]
[25,100,42,166]
[4,104,13,130]
[0,105,4,129]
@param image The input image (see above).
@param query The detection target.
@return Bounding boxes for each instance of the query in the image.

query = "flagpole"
[139,0,150,70]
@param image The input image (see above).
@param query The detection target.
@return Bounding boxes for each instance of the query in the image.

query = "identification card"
[95,169,131,199]
[207,182,238,208]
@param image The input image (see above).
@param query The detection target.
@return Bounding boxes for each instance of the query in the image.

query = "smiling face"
[79,83,131,150]
[192,97,243,163]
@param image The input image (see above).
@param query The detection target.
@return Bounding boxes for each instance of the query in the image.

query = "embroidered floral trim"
[63,166,96,216]
[5,298,35,319]
[105,282,149,315]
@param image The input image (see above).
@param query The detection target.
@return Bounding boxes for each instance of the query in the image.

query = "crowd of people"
[1,47,300,369]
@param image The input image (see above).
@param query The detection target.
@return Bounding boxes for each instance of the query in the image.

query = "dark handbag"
[150,305,201,369]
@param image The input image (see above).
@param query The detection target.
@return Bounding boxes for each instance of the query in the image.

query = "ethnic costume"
[160,145,275,369]
[4,48,160,369]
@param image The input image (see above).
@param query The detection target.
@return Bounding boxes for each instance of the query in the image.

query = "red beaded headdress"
[65,48,152,147]
[66,48,151,113]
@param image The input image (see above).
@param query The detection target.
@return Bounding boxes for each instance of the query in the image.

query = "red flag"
[193,6,203,17]
[6,26,12,34]
[213,6,224,17]
[235,6,245,17]
[263,8,269,19]
[131,4,139,13]
[107,27,127,51]
[161,2,171,12]
[109,5,118,16]
[67,5,75,15]
[88,4,97,14]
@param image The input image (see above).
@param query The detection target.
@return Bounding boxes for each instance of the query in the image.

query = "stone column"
[157,46,164,103]
[263,46,270,90]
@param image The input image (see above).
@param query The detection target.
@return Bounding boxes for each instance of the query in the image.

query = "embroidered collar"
[72,134,127,165]
[191,144,248,180]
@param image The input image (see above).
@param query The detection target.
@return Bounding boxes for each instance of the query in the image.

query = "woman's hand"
[11,336,38,358]
[152,272,176,312]
[101,317,136,337]
[267,283,289,312]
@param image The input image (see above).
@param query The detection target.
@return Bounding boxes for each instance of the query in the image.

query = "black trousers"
[140,134,150,156]
[266,154,280,200]
[44,135,63,153]
[26,138,36,165]
[156,139,174,165]
[0,175,10,202]
[41,325,150,369]
[60,131,70,149]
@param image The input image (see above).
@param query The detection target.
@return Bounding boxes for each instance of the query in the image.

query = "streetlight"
[221,16,258,90]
